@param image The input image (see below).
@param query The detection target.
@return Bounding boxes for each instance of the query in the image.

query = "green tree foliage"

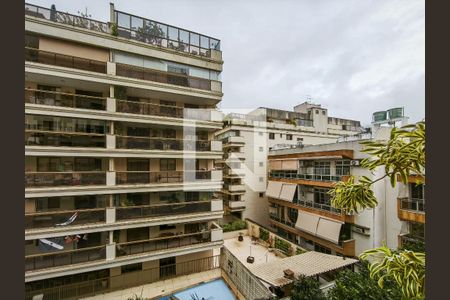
[259,228,269,242]
[291,275,326,300]
[222,220,247,232]
[327,261,402,300]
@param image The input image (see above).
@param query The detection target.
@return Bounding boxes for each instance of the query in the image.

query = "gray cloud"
[30,0,424,125]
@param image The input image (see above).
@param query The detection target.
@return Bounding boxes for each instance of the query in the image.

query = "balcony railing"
[116,136,211,151]
[25,47,107,73]
[116,231,212,257]
[25,245,106,272]
[114,10,220,58]
[25,88,107,110]
[25,130,106,148]
[25,3,109,33]
[294,199,342,215]
[270,171,342,182]
[116,99,212,120]
[25,208,106,229]
[399,198,425,213]
[269,214,295,228]
[25,172,106,188]
[115,63,212,91]
[115,171,211,185]
[116,201,211,220]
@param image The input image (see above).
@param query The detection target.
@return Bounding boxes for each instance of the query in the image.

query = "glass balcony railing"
[400,198,425,213]
[269,171,343,182]
[25,130,106,148]
[116,201,212,220]
[25,3,109,33]
[25,245,106,271]
[115,63,212,91]
[115,231,212,257]
[25,47,107,73]
[25,208,106,230]
[116,136,211,151]
[25,172,106,188]
[25,88,107,110]
[115,171,211,185]
[114,10,220,58]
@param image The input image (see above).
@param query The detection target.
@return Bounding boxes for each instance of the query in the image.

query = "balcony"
[116,63,213,91]
[25,130,106,148]
[222,136,245,145]
[270,171,343,182]
[115,170,214,185]
[25,88,107,110]
[25,3,109,34]
[295,199,342,215]
[116,136,212,151]
[227,200,246,210]
[25,172,106,188]
[397,198,425,223]
[25,208,106,230]
[223,183,246,192]
[25,47,107,73]
[25,245,106,272]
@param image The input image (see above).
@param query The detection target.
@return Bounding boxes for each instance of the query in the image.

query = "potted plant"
[238,232,244,242]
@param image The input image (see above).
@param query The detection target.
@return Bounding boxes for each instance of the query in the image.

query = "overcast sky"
[30,0,424,126]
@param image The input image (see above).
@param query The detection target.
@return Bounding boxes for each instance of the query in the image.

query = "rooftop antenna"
[306,95,312,103]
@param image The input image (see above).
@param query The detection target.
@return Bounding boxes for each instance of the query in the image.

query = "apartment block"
[25,3,224,298]
[266,126,425,257]
[215,103,364,226]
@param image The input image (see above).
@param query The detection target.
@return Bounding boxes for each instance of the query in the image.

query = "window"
[280,134,283,138]
[259,177,264,182]
[259,193,264,198]
[286,134,293,140]
[259,132,263,136]
[121,263,142,274]
[259,162,264,167]
[315,110,319,114]
[410,183,424,201]
[269,133,275,140]
[36,198,60,211]
[160,224,176,231]
[127,158,149,171]
[160,159,176,171]
[297,138,303,142]
[259,147,264,152]
[322,110,326,115]
[314,188,331,206]
[314,161,330,175]
[335,160,351,176]
[314,244,332,254]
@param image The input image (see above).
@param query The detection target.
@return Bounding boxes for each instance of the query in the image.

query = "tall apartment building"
[215,103,364,226]
[266,123,425,257]
[25,3,224,298]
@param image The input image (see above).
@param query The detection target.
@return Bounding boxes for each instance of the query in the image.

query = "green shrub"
[111,23,118,36]
[259,228,269,242]
[296,247,306,255]
[274,237,291,254]
[222,220,247,232]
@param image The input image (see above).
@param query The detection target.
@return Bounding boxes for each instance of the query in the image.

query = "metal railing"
[25,3,109,34]
[270,171,342,182]
[295,199,343,215]
[269,214,295,228]
[25,208,106,229]
[25,255,220,300]
[25,47,107,73]
[115,170,211,185]
[25,172,106,188]
[114,10,220,57]
[116,135,211,151]
[116,201,211,220]
[116,63,212,90]
[25,130,106,148]
[116,231,212,257]
[25,88,107,110]
[25,245,106,272]
[116,99,211,120]
[400,198,425,213]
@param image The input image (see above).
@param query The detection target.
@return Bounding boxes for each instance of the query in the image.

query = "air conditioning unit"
[350,160,361,166]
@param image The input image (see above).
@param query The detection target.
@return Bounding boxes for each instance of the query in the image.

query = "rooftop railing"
[25,208,106,230]
[115,63,212,91]
[115,231,212,257]
[25,245,106,271]
[25,172,106,188]
[399,198,425,213]
[115,170,212,185]
[25,88,107,111]
[25,3,109,34]
[25,47,107,73]
[269,170,342,182]
[25,130,106,148]
[114,10,220,58]
[115,201,212,220]
[116,135,211,151]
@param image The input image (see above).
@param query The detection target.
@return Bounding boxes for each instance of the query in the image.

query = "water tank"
[373,111,387,122]
[387,107,404,119]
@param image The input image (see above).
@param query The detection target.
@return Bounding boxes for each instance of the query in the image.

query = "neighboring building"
[266,122,424,258]
[25,2,225,298]
[215,103,364,226]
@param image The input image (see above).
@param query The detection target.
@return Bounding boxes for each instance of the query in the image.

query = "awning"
[295,211,320,235]
[269,160,282,170]
[316,217,343,244]
[279,184,297,202]
[266,181,283,198]
[281,159,298,170]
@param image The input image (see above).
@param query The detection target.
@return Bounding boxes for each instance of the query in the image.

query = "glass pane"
[168,26,178,40]
[131,16,143,31]
[179,30,189,43]
[210,39,220,50]
[146,21,167,38]
[200,36,209,48]
[117,12,130,28]
[190,33,199,46]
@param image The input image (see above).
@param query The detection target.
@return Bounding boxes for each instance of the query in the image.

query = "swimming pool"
[159,278,236,300]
